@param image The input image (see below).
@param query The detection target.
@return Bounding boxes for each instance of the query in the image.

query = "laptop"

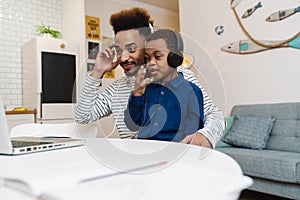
[0,94,83,155]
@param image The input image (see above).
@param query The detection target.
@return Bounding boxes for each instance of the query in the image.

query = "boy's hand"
[91,47,119,79]
[133,65,153,96]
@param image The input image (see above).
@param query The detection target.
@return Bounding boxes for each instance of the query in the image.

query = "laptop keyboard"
[11,140,52,148]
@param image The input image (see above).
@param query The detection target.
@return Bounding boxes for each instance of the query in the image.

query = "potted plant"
[35,23,62,38]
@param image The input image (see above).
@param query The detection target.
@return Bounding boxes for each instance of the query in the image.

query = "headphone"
[167,31,184,68]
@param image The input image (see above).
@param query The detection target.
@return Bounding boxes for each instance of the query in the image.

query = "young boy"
[124,29,204,142]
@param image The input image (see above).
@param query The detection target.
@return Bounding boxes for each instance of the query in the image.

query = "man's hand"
[91,47,119,79]
[133,65,153,96]
[181,132,212,148]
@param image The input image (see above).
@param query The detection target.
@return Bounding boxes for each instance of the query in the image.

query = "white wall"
[61,0,85,70]
[179,0,300,116]
[0,0,62,109]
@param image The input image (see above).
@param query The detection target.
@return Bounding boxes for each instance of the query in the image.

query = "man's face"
[145,38,175,84]
[114,29,146,74]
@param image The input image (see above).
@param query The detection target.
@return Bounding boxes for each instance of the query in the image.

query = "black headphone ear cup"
[167,51,184,68]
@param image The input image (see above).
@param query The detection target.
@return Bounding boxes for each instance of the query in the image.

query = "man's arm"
[75,47,120,124]
[178,67,225,148]
[74,74,114,124]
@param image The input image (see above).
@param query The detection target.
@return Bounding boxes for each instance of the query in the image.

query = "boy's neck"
[157,70,179,85]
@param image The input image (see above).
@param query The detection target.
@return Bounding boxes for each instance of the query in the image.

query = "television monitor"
[41,52,76,103]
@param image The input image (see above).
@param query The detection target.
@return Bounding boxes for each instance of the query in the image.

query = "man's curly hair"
[110,7,154,36]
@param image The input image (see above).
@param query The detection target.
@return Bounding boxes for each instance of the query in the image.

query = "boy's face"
[145,38,176,84]
[114,29,146,75]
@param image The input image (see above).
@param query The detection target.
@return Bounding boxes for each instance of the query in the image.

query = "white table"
[0,138,252,200]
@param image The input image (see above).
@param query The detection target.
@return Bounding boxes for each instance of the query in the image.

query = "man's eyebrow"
[125,42,137,47]
[113,42,137,50]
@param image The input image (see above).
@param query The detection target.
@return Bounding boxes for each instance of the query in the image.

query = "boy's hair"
[110,7,153,36]
[145,29,184,68]
[145,29,183,52]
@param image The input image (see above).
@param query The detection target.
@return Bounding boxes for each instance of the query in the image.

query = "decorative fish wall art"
[242,2,262,19]
[221,0,300,54]
[221,36,300,54]
[266,5,300,22]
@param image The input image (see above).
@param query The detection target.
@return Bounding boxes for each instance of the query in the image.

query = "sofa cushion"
[216,116,234,148]
[231,103,300,153]
[222,115,275,149]
[217,147,300,184]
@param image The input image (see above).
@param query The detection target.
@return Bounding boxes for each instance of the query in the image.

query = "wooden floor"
[238,190,292,200]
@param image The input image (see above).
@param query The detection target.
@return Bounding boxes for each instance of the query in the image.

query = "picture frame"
[88,41,99,60]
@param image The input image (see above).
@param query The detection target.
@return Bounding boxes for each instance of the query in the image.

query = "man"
[75,7,224,148]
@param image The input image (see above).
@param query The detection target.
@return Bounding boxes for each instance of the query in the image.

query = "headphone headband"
[148,23,154,33]
[173,31,183,53]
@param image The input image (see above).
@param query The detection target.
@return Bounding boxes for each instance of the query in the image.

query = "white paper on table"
[45,162,253,200]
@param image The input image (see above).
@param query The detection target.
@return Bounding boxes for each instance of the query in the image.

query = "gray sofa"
[217,103,300,200]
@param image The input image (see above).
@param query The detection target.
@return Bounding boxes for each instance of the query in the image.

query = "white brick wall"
[0,0,62,109]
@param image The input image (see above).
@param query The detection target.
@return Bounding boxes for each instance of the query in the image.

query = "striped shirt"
[74,67,225,148]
